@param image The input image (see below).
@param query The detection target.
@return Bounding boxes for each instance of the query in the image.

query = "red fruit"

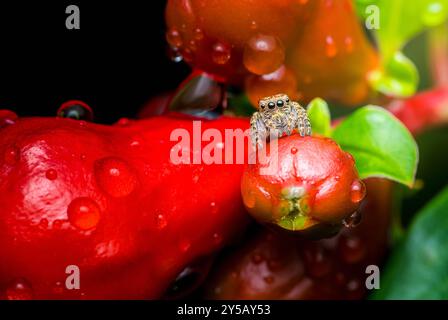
[166,0,378,105]
[0,112,250,299]
[389,86,448,135]
[287,0,378,105]
[205,179,392,300]
[241,135,364,237]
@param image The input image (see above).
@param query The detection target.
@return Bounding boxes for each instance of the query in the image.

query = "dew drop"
[350,180,366,203]
[335,175,340,181]
[57,100,93,121]
[243,34,285,75]
[38,218,49,229]
[303,244,332,278]
[52,219,64,230]
[210,201,219,214]
[188,40,197,52]
[6,279,33,300]
[193,28,204,40]
[291,147,298,154]
[117,118,130,126]
[212,43,231,65]
[344,36,354,53]
[342,211,362,228]
[325,36,338,58]
[94,157,138,197]
[338,235,365,263]
[4,146,19,165]
[67,197,101,230]
[45,169,58,180]
[213,233,223,245]
[156,214,168,230]
[250,21,258,30]
[251,252,264,264]
[166,28,183,48]
[179,240,191,253]
[0,110,18,128]
[168,46,184,63]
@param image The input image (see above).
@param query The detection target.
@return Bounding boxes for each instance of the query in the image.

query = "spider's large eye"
[268,102,275,109]
[277,100,284,107]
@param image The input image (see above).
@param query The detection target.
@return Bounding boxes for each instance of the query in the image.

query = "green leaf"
[371,186,448,299]
[368,52,419,98]
[355,0,448,97]
[332,106,418,187]
[306,98,332,137]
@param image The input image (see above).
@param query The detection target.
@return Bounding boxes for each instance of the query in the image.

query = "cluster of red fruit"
[0,0,445,300]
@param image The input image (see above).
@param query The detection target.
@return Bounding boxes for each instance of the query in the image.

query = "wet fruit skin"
[205,179,392,300]
[0,113,250,299]
[165,0,378,106]
[241,135,364,236]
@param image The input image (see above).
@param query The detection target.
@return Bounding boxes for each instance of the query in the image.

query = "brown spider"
[250,94,312,149]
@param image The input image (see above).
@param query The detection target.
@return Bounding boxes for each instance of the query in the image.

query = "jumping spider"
[250,94,312,149]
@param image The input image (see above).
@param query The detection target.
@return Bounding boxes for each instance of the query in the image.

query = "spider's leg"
[291,102,311,136]
[250,112,267,150]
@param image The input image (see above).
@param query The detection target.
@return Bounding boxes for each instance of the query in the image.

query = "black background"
[0,1,189,123]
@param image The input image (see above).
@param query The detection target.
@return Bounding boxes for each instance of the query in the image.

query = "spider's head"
[258,94,290,115]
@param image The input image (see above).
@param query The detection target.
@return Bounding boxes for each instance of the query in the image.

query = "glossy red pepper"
[0,112,250,299]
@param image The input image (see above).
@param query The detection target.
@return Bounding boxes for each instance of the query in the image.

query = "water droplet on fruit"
[94,157,138,197]
[167,45,184,63]
[117,118,130,126]
[67,197,101,230]
[179,240,191,253]
[52,219,64,230]
[335,175,340,181]
[344,36,354,53]
[350,180,366,203]
[213,233,223,245]
[250,20,258,30]
[338,235,365,263]
[38,218,49,229]
[53,281,64,294]
[188,40,197,52]
[212,43,231,65]
[156,214,168,230]
[0,110,18,128]
[57,101,93,122]
[6,279,33,300]
[193,28,204,40]
[45,169,58,180]
[251,252,264,264]
[166,28,183,48]
[325,36,338,58]
[291,147,298,154]
[303,244,332,278]
[210,201,218,214]
[4,146,19,165]
[342,211,362,228]
[243,34,285,75]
